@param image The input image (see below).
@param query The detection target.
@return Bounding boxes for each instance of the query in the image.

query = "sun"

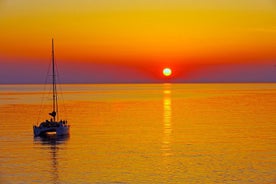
[163,68,172,77]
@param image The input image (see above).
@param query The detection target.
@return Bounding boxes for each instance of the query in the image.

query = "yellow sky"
[1,0,276,65]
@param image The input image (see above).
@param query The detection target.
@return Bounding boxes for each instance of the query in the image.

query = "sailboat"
[33,39,70,137]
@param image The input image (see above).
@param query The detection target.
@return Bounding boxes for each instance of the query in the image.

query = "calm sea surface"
[0,83,276,183]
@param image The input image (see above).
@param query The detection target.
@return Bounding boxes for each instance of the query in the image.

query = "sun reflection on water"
[162,85,172,157]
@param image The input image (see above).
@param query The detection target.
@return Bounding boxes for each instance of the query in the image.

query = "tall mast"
[52,38,57,121]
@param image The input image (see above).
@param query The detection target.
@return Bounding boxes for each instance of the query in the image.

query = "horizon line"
[1,81,276,85]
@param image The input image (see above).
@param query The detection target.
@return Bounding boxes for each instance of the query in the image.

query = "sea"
[0,83,275,184]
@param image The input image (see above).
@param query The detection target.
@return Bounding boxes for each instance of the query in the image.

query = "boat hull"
[33,125,70,137]
[56,125,70,136]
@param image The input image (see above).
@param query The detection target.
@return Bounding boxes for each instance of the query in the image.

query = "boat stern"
[56,125,70,136]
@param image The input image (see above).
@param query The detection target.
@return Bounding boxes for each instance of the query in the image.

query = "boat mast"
[51,38,58,121]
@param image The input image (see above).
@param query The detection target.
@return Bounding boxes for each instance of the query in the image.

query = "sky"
[0,0,276,83]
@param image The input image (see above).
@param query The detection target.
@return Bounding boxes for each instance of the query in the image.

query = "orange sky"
[1,0,276,83]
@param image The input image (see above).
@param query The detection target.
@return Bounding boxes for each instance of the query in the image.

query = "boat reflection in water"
[33,134,69,183]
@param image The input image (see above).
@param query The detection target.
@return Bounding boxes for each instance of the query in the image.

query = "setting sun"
[163,68,172,77]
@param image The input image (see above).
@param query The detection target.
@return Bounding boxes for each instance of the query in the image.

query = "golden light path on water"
[162,84,172,157]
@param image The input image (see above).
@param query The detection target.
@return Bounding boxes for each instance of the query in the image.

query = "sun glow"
[163,68,172,77]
